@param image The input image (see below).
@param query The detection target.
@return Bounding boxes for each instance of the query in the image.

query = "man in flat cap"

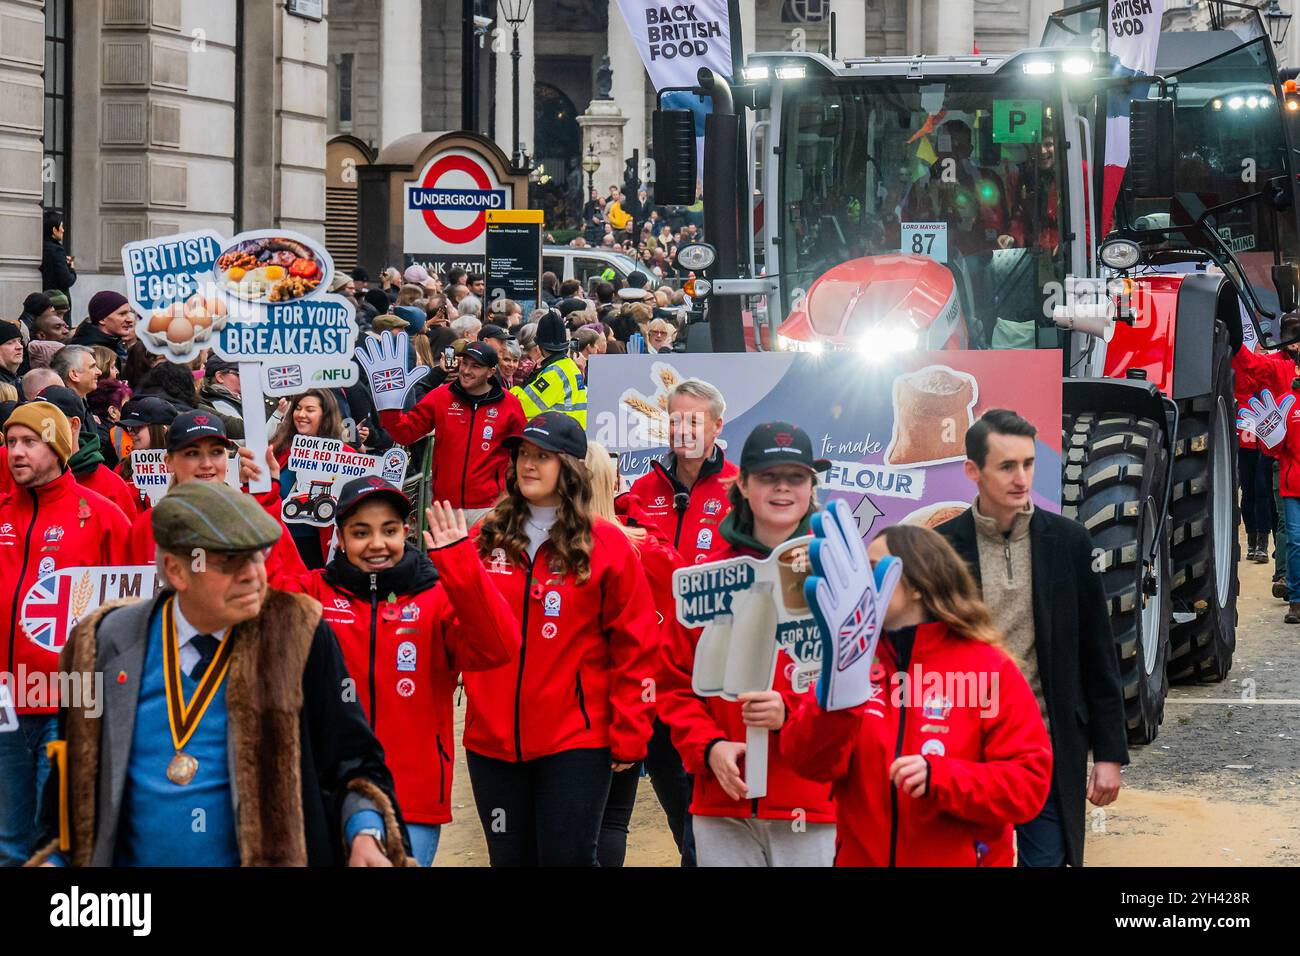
[29,480,413,867]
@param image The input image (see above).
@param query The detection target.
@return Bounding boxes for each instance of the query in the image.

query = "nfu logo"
[311,367,351,384]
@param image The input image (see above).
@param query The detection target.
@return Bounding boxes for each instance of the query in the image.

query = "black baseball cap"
[35,386,84,424]
[479,323,515,343]
[460,341,499,368]
[167,409,236,452]
[120,396,178,428]
[502,410,587,459]
[204,355,237,378]
[335,475,410,526]
[739,422,830,474]
[557,297,588,317]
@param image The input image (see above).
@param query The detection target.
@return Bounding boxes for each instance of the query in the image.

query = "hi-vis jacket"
[511,354,587,428]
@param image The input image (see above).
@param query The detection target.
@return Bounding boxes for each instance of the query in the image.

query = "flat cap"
[152,480,281,555]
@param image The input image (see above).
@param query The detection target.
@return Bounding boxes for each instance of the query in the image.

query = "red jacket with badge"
[628,447,738,565]
[1,471,132,714]
[379,380,526,509]
[1233,345,1300,492]
[781,621,1053,866]
[615,493,687,649]
[284,539,518,825]
[125,487,308,586]
[657,534,837,824]
[463,517,659,763]
[75,462,139,519]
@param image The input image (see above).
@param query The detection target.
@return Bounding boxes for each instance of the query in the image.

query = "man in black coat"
[936,408,1128,867]
[40,210,77,311]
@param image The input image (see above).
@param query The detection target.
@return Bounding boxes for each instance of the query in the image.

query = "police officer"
[511,311,587,427]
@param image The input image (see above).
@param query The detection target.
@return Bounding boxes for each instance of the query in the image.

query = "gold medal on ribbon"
[161,598,233,786]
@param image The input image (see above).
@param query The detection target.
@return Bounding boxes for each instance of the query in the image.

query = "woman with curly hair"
[463,412,659,866]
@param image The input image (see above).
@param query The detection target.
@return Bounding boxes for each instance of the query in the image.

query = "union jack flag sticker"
[836,592,878,672]
[21,573,76,654]
[268,365,303,390]
[373,368,405,393]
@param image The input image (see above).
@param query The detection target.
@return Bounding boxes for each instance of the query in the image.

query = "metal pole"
[511,26,521,166]
[461,0,476,131]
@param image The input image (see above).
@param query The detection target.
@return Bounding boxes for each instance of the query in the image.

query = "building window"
[338,53,354,129]
[781,0,827,23]
[43,0,71,224]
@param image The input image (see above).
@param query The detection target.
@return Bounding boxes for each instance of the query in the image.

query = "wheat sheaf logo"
[71,570,94,620]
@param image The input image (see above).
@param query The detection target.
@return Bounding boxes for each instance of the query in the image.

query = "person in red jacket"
[0,401,131,866]
[1233,319,1300,621]
[377,341,526,527]
[587,440,685,866]
[465,412,658,866]
[629,377,738,565]
[627,376,737,865]
[281,477,519,866]
[40,386,139,519]
[1234,337,1276,565]
[782,524,1053,866]
[658,421,837,866]
[124,411,308,588]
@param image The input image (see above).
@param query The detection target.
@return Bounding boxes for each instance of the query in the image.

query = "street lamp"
[1266,0,1293,47]
[500,0,533,168]
[582,144,600,196]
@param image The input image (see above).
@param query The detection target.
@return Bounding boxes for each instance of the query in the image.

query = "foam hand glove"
[805,498,902,712]
[1238,388,1295,450]
[355,331,431,412]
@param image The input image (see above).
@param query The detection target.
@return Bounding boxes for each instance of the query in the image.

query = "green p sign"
[992,99,1043,144]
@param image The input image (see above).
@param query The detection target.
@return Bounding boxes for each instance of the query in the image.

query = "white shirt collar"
[172,596,229,649]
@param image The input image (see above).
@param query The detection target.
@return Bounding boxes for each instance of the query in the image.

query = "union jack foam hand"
[1238,388,1295,450]
[804,498,902,712]
[354,330,431,412]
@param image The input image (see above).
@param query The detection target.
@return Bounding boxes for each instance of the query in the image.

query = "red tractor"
[283,479,339,523]
[656,0,1300,743]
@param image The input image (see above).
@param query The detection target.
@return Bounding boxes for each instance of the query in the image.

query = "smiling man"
[29,480,413,867]
[936,408,1128,869]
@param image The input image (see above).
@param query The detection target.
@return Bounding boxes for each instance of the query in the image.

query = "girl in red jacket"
[465,412,659,866]
[284,477,519,866]
[587,440,685,866]
[659,421,837,867]
[781,524,1053,866]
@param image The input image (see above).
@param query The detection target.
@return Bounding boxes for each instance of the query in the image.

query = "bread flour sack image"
[884,365,978,466]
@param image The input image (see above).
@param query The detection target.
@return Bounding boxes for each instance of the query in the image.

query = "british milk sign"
[404,148,515,278]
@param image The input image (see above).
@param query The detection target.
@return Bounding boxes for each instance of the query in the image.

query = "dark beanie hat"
[88,290,129,325]
[363,288,391,316]
[0,320,21,346]
[22,292,52,317]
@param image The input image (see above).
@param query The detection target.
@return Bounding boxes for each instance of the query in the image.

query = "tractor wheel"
[283,499,301,519]
[1167,321,1239,683]
[314,498,337,523]
[1063,410,1171,745]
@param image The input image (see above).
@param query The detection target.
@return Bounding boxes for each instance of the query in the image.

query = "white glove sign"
[805,498,903,712]
[1238,388,1295,450]
[354,331,431,412]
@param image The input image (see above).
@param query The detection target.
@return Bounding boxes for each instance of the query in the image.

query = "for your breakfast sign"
[121,228,358,396]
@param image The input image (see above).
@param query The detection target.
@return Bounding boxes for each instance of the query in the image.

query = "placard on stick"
[281,435,408,527]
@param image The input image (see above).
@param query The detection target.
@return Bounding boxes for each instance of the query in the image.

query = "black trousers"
[597,763,640,867]
[466,748,612,867]
[643,718,697,867]
[1240,446,1276,535]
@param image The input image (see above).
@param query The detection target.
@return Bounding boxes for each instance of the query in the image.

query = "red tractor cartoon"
[283,479,338,523]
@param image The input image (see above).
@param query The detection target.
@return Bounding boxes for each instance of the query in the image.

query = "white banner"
[614,0,733,91]
[1107,0,1165,75]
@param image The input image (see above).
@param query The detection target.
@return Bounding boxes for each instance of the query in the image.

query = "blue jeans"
[407,823,442,867]
[1016,780,1067,867]
[0,713,59,867]
[1283,497,1300,602]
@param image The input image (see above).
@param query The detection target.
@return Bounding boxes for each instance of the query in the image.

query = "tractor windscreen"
[779,79,1069,349]
[1120,32,1300,330]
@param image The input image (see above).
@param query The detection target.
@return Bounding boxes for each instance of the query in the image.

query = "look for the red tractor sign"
[404,148,514,273]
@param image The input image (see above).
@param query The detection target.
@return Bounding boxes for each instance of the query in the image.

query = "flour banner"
[587,349,1063,535]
